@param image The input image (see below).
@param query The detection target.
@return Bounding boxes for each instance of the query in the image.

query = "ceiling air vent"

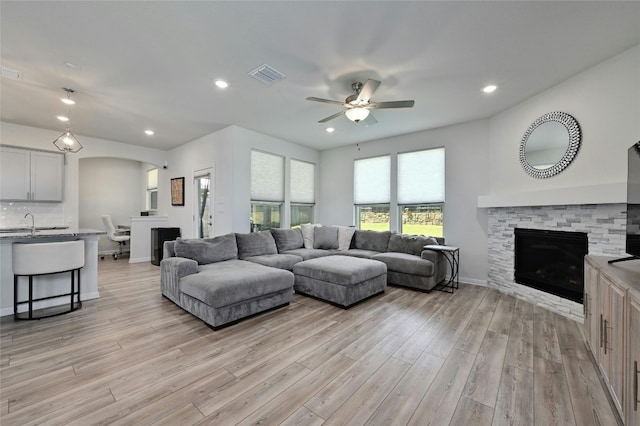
[248,64,286,85]
[1,66,22,81]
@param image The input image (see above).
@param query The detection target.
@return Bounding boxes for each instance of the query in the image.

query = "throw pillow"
[337,225,356,251]
[300,223,321,249]
[270,228,304,252]
[174,233,238,264]
[313,226,339,249]
[235,230,278,259]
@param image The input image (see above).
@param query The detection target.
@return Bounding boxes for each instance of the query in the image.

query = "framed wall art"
[170,177,185,206]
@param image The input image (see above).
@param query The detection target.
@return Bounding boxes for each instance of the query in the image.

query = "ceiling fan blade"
[362,113,377,127]
[356,79,381,104]
[318,111,345,123]
[306,97,345,106]
[368,100,415,109]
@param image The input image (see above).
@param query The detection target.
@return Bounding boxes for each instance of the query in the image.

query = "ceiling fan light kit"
[345,107,370,122]
[306,79,414,125]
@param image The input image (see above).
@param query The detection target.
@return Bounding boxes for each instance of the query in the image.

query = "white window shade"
[290,159,315,204]
[398,148,445,204]
[147,168,158,190]
[251,150,284,202]
[354,155,390,204]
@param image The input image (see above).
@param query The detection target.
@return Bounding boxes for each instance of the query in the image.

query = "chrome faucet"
[24,212,35,234]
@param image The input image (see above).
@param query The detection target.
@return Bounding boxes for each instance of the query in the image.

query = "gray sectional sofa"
[161,226,447,329]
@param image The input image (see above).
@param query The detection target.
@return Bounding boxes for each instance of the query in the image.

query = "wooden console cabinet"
[583,255,640,425]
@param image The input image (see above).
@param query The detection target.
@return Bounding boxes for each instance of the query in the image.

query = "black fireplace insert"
[514,228,588,303]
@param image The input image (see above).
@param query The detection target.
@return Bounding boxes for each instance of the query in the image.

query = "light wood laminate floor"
[1,258,620,425]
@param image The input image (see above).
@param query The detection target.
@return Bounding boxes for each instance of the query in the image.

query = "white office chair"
[102,214,130,260]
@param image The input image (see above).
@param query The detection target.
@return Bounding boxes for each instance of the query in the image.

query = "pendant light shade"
[53,88,82,153]
[53,130,83,153]
[345,107,370,123]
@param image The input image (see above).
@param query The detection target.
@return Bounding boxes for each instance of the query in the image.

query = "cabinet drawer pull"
[635,360,638,411]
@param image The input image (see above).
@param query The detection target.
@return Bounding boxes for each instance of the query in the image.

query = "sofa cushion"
[245,254,303,271]
[300,223,321,249]
[337,226,356,251]
[236,231,278,259]
[173,233,237,265]
[372,252,435,277]
[181,260,293,308]
[270,228,304,252]
[339,249,382,259]
[353,230,391,252]
[293,255,386,286]
[388,234,440,256]
[281,248,333,260]
[314,226,339,249]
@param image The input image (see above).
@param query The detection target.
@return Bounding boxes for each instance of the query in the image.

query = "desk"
[424,245,459,293]
[129,216,168,263]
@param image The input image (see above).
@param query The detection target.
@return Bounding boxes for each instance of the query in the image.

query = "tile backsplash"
[0,201,67,228]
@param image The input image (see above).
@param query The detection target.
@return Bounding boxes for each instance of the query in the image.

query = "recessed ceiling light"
[482,84,497,94]
[214,79,229,89]
[145,130,154,136]
[326,127,335,133]
[61,98,75,105]
[64,62,82,70]
[57,115,69,122]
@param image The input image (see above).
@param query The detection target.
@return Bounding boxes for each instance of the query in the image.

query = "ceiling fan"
[306,79,415,125]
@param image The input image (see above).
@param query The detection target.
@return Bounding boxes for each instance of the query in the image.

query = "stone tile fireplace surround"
[487,203,626,322]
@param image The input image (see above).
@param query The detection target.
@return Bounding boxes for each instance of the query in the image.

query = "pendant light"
[53,88,83,153]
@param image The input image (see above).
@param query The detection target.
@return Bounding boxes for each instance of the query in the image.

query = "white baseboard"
[460,277,488,286]
[129,257,151,263]
[0,291,100,317]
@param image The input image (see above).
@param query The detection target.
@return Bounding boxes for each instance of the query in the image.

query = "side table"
[424,244,459,293]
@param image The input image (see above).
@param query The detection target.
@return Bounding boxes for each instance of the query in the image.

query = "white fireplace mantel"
[477,182,626,208]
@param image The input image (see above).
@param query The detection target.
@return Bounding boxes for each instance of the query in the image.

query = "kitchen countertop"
[0,228,106,240]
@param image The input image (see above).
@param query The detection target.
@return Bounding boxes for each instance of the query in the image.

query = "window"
[354,155,390,231]
[251,203,281,232]
[398,148,445,237]
[146,168,158,211]
[291,205,314,228]
[290,159,315,227]
[250,150,284,231]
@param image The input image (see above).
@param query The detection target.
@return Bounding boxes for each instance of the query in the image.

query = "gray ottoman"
[293,255,387,308]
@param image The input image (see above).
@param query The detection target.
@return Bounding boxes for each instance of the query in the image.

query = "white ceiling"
[1,1,639,151]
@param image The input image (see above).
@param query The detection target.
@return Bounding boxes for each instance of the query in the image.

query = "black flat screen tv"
[611,141,640,263]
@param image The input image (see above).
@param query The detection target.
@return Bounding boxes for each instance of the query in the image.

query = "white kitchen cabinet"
[0,146,64,202]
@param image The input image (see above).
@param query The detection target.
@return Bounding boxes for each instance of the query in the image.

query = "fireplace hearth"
[514,228,588,303]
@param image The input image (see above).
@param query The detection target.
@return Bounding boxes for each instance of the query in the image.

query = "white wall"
[487,44,640,202]
[317,120,491,285]
[0,122,168,229]
[164,125,321,238]
[163,126,235,238]
[78,157,145,253]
